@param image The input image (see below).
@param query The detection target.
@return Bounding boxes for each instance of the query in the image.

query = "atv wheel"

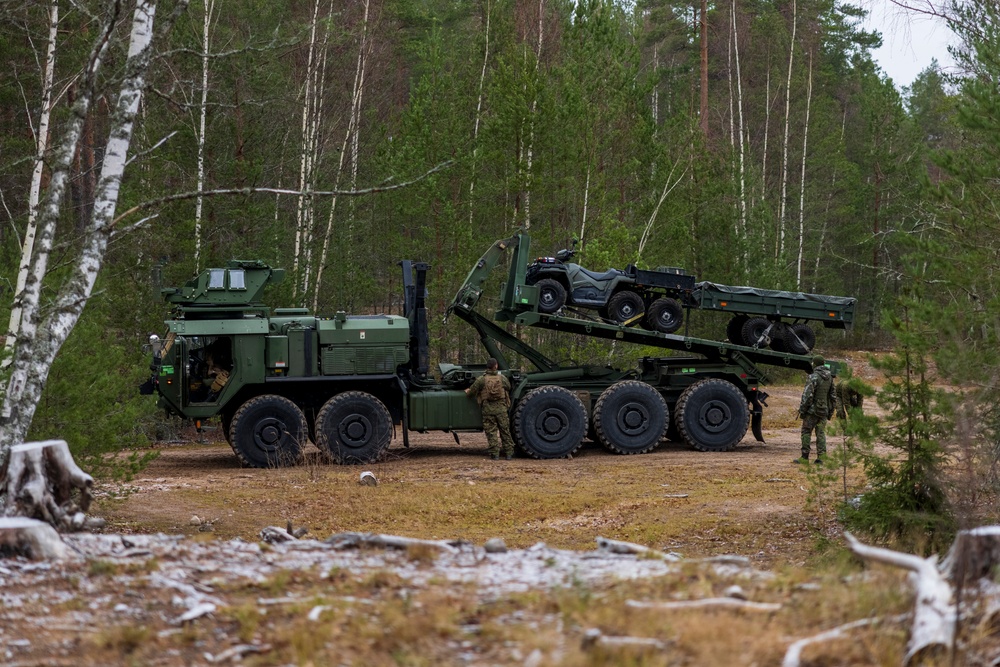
[535,278,567,314]
[513,386,587,459]
[785,323,816,354]
[594,381,668,454]
[726,315,749,345]
[675,379,749,452]
[647,298,684,334]
[607,291,645,325]
[229,395,307,468]
[741,317,771,348]
[315,391,393,464]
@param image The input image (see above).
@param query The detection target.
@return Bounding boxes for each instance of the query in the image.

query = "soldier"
[795,355,836,465]
[465,357,515,460]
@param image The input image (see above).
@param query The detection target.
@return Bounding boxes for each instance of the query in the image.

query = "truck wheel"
[726,315,749,345]
[675,379,749,452]
[513,386,587,459]
[607,291,645,325]
[741,317,771,347]
[594,381,668,454]
[229,395,307,468]
[315,391,392,464]
[785,323,815,354]
[535,278,567,314]
[647,298,684,334]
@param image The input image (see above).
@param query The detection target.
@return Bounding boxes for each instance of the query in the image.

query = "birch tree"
[0,0,186,466]
[193,0,217,272]
[4,1,59,364]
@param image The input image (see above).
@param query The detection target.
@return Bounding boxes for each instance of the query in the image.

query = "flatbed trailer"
[446,231,844,457]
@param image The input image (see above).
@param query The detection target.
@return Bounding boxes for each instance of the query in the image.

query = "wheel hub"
[698,400,731,433]
[617,404,649,435]
[340,415,373,448]
[253,417,286,451]
[536,409,568,441]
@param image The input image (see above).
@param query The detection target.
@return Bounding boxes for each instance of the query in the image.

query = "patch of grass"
[225,603,262,643]
[88,559,120,577]
[92,623,150,654]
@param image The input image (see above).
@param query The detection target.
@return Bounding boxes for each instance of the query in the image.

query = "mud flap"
[750,390,768,443]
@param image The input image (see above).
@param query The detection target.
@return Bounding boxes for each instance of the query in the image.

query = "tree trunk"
[731,0,747,263]
[0,0,162,463]
[293,0,322,303]
[468,0,492,228]
[778,0,797,260]
[4,0,59,364]
[795,52,812,289]
[699,0,708,136]
[194,0,216,272]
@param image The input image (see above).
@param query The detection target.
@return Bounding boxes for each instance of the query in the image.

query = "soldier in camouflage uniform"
[465,358,514,460]
[795,355,836,465]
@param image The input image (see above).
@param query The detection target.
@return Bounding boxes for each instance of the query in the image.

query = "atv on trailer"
[524,238,694,333]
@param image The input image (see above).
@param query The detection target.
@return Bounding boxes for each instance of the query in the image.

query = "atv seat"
[576,267,624,281]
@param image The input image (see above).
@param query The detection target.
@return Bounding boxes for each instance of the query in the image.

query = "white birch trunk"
[731,0,747,264]
[778,0,796,260]
[193,0,215,272]
[761,63,770,208]
[4,1,59,364]
[795,53,812,289]
[314,0,370,310]
[468,0,492,227]
[293,0,321,303]
[638,160,686,262]
[0,0,160,461]
[522,0,545,230]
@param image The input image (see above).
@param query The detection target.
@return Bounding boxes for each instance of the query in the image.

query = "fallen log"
[0,517,68,560]
[326,532,464,552]
[625,598,781,613]
[845,531,953,665]
[0,440,104,532]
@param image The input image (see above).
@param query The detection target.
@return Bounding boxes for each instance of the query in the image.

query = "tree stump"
[0,439,104,532]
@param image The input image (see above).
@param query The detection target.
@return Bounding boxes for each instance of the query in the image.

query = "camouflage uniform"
[467,370,514,459]
[799,360,836,461]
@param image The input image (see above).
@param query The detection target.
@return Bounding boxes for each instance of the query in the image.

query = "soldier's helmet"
[812,355,825,367]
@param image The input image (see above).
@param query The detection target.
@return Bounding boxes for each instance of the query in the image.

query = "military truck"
[141,234,842,468]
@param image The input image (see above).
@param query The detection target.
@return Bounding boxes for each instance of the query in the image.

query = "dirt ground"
[96,383,862,566]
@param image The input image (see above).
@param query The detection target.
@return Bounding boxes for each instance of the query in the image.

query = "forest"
[1,0,999,515]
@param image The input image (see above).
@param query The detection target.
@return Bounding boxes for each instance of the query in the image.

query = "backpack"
[481,374,507,404]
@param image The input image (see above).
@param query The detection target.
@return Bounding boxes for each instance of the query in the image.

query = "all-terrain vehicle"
[524,239,694,333]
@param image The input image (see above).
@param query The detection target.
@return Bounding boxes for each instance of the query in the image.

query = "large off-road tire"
[646,298,684,334]
[315,391,393,464]
[229,395,307,468]
[607,291,645,325]
[535,278,567,314]
[785,323,816,354]
[726,315,749,345]
[741,317,771,348]
[594,381,668,455]
[675,379,749,452]
[513,386,587,459]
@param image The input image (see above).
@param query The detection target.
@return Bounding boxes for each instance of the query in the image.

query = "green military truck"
[141,234,843,467]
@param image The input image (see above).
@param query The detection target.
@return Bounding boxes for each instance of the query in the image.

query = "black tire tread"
[607,291,645,324]
[315,391,393,465]
[229,394,307,468]
[512,386,587,459]
[675,378,749,452]
[535,278,567,314]
[593,380,668,455]
[646,298,684,334]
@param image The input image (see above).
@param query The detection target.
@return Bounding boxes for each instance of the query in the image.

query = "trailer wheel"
[229,395,307,468]
[726,315,749,345]
[675,379,749,452]
[513,386,587,459]
[785,323,815,354]
[535,278,567,314]
[647,298,684,334]
[594,381,668,454]
[741,317,771,347]
[607,291,645,325]
[315,391,392,464]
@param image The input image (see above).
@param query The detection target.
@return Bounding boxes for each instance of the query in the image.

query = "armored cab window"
[229,269,246,290]
[208,269,225,290]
